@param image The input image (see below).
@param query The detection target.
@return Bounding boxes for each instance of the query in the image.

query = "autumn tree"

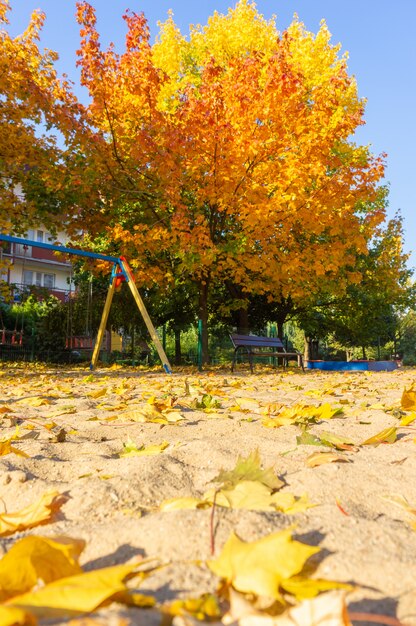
[73,0,390,362]
[0,0,99,236]
[296,213,415,359]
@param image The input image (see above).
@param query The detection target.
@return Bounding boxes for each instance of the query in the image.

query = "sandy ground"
[1,362,416,625]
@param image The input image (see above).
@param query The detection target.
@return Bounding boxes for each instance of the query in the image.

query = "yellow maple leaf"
[119,439,169,457]
[0,605,35,626]
[213,449,283,491]
[0,535,85,601]
[160,496,206,511]
[86,387,108,399]
[205,482,315,514]
[400,412,416,426]
[162,593,221,621]
[270,492,317,515]
[6,563,143,619]
[361,427,397,446]
[0,440,29,458]
[306,452,349,468]
[401,385,416,411]
[208,530,319,600]
[15,397,51,407]
[0,491,68,537]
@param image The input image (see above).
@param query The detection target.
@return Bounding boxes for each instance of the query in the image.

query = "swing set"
[0,234,172,373]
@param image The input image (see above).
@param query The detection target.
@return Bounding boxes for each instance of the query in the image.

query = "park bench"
[230,333,304,373]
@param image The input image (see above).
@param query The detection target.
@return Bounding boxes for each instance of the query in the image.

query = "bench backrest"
[230,333,285,350]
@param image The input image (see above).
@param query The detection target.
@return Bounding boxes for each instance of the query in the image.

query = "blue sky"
[7,1,416,269]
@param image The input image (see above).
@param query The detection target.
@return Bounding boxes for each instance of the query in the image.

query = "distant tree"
[296,214,415,359]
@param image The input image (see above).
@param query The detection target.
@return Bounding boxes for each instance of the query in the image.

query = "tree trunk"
[237,307,249,335]
[304,336,311,361]
[276,311,288,340]
[174,328,182,365]
[130,325,135,360]
[304,336,319,360]
[362,345,367,359]
[198,280,210,364]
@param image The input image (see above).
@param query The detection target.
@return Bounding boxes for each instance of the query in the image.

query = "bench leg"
[231,349,237,372]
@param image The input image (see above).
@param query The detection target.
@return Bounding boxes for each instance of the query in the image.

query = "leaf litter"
[0,365,415,624]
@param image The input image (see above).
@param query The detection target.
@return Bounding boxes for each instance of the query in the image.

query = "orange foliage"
[74,1,386,301]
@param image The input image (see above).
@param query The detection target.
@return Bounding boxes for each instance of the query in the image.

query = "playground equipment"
[0,234,172,373]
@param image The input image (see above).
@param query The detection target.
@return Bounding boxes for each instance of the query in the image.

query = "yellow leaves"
[400,412,416,426]
[87,387,108,399]
[361,427,397,446]
[401,384,416,410]
[0,491,67,538]
[381,494,416,530]
[119,438,169,457]
[162,593,221,622]
[0,605,35,626]
[0,535,156,621]
[0,536,84,601]
[160,497,207,512]
[306,452,349,468]
[7,563,144,619]
[213,449,283,491]
[208,529,318,600]
[15,397,51,407]
[160,451,313,515]
[263,403,343,429]
[0,440,29,458]
[209,482,314,514]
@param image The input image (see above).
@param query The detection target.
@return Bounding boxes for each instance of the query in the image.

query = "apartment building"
[0,228,73,302]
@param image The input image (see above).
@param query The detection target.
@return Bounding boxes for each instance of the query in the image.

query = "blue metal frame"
[0,234,129,283]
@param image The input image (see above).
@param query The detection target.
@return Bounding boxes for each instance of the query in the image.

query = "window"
[35,272,42,287]
[22,270,33,286]
[43,273,55,289]
[36,230,44,243]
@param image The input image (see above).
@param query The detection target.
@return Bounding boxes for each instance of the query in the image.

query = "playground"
[1,362,416,625]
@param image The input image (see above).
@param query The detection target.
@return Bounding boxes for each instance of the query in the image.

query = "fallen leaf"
[306,452,349,468]
[270,492,316,514]
[119,439,169,457]
[400,412,416,426]
[207,529,319,601]
[263,404,343,429]
[361,427,397,446]
[87,388,108,400]
[162,593,221,621]
[0,605,35,626]
[160,497,207,511]
[212,449,283,491]
[0,491,68,537]
[0,535,85,601]
[401,385,416,411]
[15,397,51,407]
[318,432,357,451]
[205,482,315,514]
[296,432,324,447]
[6,563,142,618]
[0,440,29,458]
[381,494,416,518]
